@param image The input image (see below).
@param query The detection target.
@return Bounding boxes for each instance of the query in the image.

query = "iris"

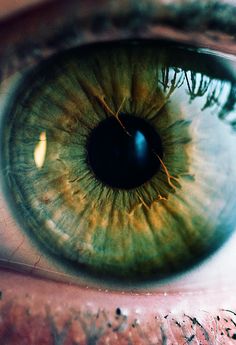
[2,41,236,282]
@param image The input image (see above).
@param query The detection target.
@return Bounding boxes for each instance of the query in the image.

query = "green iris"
[2,41,236,282]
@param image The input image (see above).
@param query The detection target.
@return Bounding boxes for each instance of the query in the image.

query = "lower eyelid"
[1,268,236,331]
[1,267,236,345]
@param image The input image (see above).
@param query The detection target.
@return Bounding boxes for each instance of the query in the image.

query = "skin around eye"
[0,0,50,20]
[1,1,236,344]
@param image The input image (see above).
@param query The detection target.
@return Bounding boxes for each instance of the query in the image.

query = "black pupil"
[87,114,163,189]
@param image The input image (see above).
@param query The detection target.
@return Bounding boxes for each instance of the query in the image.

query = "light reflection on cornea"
[34,131,47,169]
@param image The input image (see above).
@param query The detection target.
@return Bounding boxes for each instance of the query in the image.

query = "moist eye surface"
[1,41,236,283]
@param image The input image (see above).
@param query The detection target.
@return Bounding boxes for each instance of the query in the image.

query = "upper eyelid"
[0,0,236,82]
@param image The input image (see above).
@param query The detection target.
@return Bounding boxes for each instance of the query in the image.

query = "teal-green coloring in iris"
[2,41,236,283]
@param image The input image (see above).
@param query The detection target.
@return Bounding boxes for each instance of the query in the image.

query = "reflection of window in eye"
[0,1,234,343]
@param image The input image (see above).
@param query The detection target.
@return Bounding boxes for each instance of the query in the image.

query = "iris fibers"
[2,42,236,282]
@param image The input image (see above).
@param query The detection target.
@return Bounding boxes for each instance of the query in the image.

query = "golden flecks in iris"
[5,43,236,280]
[155,154,180,190]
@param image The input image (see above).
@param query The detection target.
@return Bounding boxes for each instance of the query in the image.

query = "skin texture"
[0,0,51,20]
[1,0,236,344]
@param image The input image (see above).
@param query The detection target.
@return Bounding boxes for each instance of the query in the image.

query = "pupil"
[87,114,163,189]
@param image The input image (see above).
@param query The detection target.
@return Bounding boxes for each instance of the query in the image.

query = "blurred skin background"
[0,0,236,344]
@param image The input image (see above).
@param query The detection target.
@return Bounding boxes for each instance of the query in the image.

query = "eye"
[1,37,236,289]
[3,4,236,345]
[1,0,234,292]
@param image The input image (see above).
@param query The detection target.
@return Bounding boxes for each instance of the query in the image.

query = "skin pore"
[1,0,236,343]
